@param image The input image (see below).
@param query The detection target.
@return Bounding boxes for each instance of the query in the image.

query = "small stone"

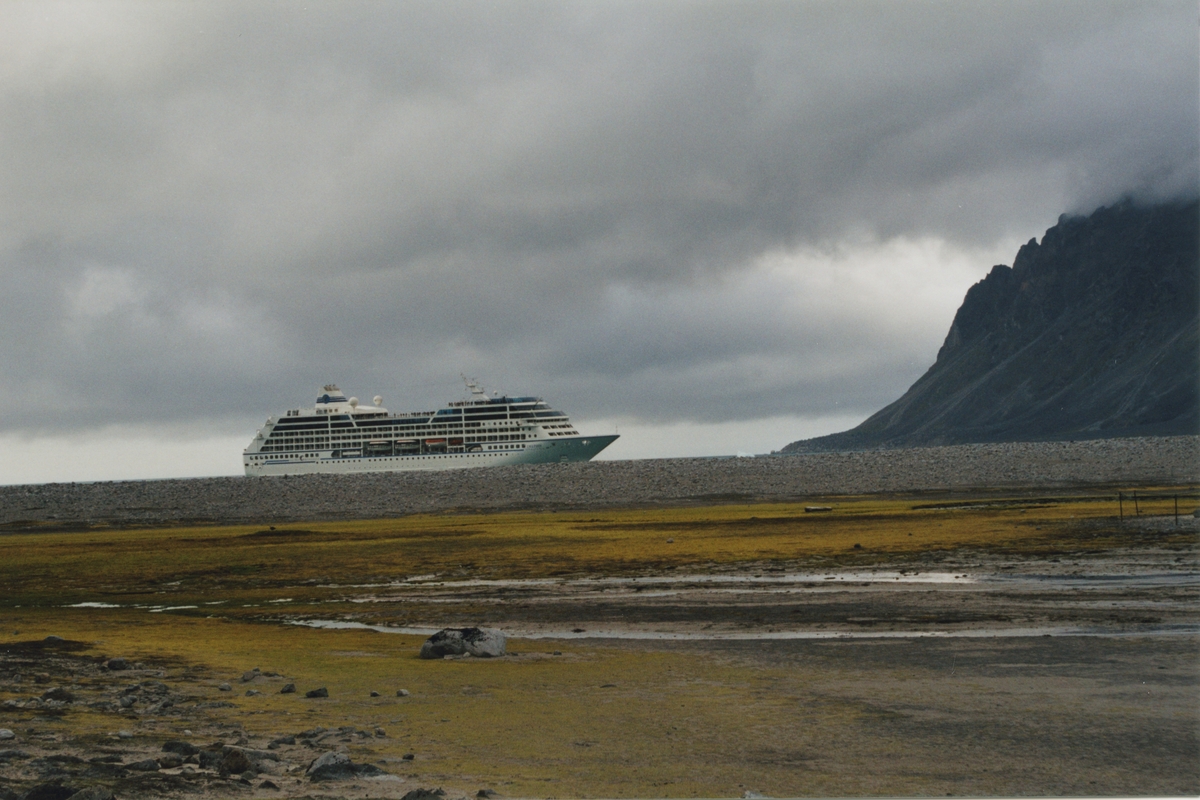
[241,670,258,683]
[0,729,13,740]
[553,651,562,656]
[477,790,498,798]
[369,690,380,697]
[66,787,115,800]
[23,784,81,800]
[402,753,415,761]
[118,696,135,708]
[245,689,261,696]
[218,683,232,691]
[374,727,386,737]
[128,757,161,771]
[42,687,74,702]
[219,748,254,776]
[105,658,128,671]
[260,779,280,790]
[157,753,183,769]
[305,687,328,698]
[117,730,133,739]
[268,735,295,748]
[401,789,445,800]
[279,683,296,694]
[162,740,199,756]
[395,689,410,697]
[43,635,65,644]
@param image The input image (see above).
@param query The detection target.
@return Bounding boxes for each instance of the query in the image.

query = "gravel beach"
[2,435,1196,527]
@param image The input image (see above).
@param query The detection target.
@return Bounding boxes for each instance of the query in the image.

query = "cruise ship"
[243,380,618,476]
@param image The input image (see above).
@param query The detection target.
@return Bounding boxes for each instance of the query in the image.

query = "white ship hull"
[244,383,617,477]
[245,435,617,476]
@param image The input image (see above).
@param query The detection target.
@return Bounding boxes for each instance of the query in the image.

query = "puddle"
[327,571,977,591]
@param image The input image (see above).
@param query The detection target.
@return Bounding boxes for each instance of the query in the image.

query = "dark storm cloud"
[0,0,1196,435]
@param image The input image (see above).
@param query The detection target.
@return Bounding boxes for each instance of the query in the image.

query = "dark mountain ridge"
[783,198,1199,452]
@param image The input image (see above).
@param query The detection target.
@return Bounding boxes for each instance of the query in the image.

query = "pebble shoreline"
[2,436,1196,527]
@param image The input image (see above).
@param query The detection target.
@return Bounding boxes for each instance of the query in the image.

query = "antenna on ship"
[461,373,487,400]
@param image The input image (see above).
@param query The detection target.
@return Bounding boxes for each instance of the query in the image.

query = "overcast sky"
[1,0,1197,483]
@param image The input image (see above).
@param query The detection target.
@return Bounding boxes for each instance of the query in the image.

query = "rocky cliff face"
[783,198,1199,452]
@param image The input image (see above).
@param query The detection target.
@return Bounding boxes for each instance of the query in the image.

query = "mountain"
[782,198,1199,453]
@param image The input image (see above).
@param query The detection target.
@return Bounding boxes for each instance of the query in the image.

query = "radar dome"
[348,397,359,408]
[373,395,383,406]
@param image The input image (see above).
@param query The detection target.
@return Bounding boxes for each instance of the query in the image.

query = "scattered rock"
[259,779,279,790]
[305,687,328,699]
[477,790,498,798]
[162,740,199,756]
[65,788,115,800]
[104,658,128,671]
[402,753,415,761]
[217,683,232,692]
[396,689,410,697]
[306,751,385,781]
[0,749,30,760]
[127,758,160,771]
[20,783,79,800]
[42,636,64,644]
[116,731,133,740]
[419,627,507,659]
[245,690,261,696]
[157,753,183,769]
[241,669,259,683]
[0,730,13,740]
[218,749,253,777]
[117,696,135,709]
[374,727,386,737]
[369,690,380,697]
[279,683,295,694]
[400,789,445,800]
[267,735,295,749]
[41,688,74,702]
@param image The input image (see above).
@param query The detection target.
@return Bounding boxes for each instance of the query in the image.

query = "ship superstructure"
[243,381,617,476]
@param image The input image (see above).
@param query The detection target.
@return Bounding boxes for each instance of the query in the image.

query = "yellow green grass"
[0,488,1193,610]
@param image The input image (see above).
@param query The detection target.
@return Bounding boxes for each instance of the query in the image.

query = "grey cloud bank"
[1,1,1196,470]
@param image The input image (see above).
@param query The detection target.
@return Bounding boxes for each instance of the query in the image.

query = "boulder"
[0,730,14,740]
[218,749,253,777]
[400,790,446,800]
[65,788,115,800]
[19,783,78,800]
[157,753,183,769]
[104,658,128,671]
[418,628,506,659]
[279,683,296,694]
[162,740,199,756]
[305,687,328,698]
[306,751,386,781]
[41,688,74,703]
